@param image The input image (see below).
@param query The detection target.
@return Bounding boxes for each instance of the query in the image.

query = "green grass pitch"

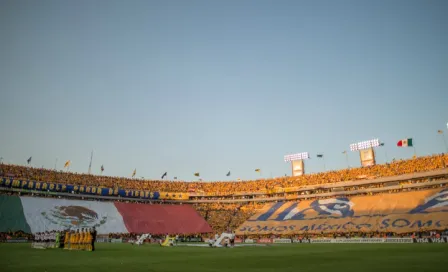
[1,243,447,272]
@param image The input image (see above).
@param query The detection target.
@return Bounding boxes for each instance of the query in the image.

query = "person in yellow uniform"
[79,229,85,250]
[82,229,88,250]
[82,229,89,251]
[86,229,93,251]
[68,230,74,250]
[73,230,80,250]
[63,230,70,250]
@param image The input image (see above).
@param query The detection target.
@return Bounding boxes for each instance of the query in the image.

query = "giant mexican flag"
[0,195,212,234]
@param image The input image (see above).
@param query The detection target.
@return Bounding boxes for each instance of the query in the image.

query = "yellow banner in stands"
[158,192,189,200]
[236,188,448,234]
[284,187,300,193]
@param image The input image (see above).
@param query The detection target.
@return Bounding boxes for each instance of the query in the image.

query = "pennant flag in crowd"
[317,154,323,158]
[226,171,231,176]
[64,160,71,168]
[27,157,32,164]
[397,138,413,147]
[101,165,104,173]
[194,172,200,177]
[438,130,444,134]
[161,172,167,179]
[255,169,261,173]
[132,169,136,178]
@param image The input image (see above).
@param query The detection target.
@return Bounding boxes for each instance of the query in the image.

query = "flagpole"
[318,155,326,171]
[380,143,388,163]
[88,150,93,175]
[344,152,349,168]
[54,158,58,170]
[316,155,326,172]
[440,132,448,153]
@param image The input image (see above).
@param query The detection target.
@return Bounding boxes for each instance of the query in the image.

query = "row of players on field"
[33,228,97,251]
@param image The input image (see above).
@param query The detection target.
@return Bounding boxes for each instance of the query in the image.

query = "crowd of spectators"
[0,230,33,242]
[1,154,447,196]
[1,180,447,238]
[1,154,448,236]
[238,230,448,240]
[2,180,447,235]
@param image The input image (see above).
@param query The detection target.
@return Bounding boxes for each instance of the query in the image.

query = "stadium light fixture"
[349,139,379,152]
[284,152,310,162]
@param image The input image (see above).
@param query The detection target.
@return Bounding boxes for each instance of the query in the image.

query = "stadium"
[1,153,448,271]
[1,1,448,272]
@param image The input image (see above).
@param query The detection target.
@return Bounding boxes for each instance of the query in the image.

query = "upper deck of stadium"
[1,154,447,198]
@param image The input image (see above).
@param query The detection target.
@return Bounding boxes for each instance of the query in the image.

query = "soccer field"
[1,243,447,272]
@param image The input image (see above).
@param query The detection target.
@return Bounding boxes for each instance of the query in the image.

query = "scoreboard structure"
[350,139,379,167]
[284,152,310,176]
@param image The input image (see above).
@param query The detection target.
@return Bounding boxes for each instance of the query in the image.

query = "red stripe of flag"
[113,202,212,234]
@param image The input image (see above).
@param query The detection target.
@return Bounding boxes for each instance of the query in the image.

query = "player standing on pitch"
[90,227,97,251]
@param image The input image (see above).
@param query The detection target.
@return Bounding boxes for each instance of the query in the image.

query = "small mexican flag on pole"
[397,138,413,147]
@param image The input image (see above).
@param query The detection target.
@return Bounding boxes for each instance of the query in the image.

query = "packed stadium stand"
[1,154,447,239]
[1,154,447,194]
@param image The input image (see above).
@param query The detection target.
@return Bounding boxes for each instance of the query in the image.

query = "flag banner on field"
[438,130,443,134]
[255,169,261,172]
[27,157,32,164]
[0,177,191,201]
[397,138,413,147]
[0,195,211,234]
[317,154,323,158]
[101,165,104,172]
[235,188,448,235]
[342,151,347,154]
[194,172,200,177]
[226,171,231,176]
[64,160,71,168]
[132,169,136,177]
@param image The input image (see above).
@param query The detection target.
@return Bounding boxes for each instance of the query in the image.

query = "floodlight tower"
[349,138,380,167]
[284,152,310,176]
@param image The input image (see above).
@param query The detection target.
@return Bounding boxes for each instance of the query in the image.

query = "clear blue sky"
[1,0,447,181]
